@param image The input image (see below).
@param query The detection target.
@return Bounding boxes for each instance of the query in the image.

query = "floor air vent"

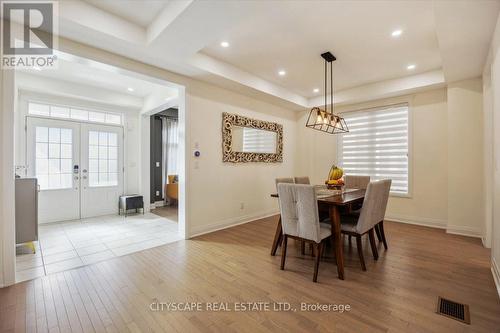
[436,297,470,324]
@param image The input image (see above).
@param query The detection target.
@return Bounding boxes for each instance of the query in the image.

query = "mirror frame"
[222,112,283,163]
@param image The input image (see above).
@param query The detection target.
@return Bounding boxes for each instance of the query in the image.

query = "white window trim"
[28,100,123,126]
[337,102,413,199]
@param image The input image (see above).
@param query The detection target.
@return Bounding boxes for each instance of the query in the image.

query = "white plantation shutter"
[242,127,277,153]
[339,103,409,195]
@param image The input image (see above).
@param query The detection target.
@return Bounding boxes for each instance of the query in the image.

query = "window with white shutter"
[242,127,277,154]
[338,103,410,195]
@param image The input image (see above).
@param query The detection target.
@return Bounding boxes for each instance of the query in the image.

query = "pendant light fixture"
[306,52,348,134]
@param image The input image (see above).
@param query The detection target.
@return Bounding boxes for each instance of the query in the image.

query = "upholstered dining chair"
[340,179,391,271]
[343,175,388,249]
[344,175,371,189]
[294,176,310,184]
[277,183,332,282]
[275,177,294,190]
[343,175,371,244]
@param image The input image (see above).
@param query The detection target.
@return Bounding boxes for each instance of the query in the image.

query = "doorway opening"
[149,108,179,223]
[12,50,187,283]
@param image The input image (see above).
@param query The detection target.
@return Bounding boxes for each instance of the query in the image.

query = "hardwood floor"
[1,215,499,332]
[151,205,178,222]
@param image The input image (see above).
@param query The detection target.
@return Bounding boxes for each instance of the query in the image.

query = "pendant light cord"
[324,59,327,113]
[330,60,333,115]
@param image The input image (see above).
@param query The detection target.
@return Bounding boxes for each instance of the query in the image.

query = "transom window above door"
[29,102,122,125]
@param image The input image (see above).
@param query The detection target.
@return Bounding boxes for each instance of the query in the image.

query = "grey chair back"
[294,176,310,184]
[275,177,294,190]
[356,179,391,234]
[277,183,322,243]
[345,175,371,189]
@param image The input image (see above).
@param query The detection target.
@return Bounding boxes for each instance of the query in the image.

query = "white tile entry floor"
[16,213,181,283]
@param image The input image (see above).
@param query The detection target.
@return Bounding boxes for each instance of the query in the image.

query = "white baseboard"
[385,215,483,239]
[189,210,279,238]
[492,258,500,299]
[385,214,447,229]
[482,236,491,248]
[445,225,482,238]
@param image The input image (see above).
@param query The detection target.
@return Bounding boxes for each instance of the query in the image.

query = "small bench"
[119,195,144,216]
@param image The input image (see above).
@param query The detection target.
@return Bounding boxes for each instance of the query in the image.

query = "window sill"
[390,192,412,199]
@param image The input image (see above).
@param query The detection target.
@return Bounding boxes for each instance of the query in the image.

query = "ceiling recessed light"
[313,88,319,93]
[392,29,403,37]
[127,87,134,92]
[220,41,230,48]
[278,70,286,76]
[407,64,416,70]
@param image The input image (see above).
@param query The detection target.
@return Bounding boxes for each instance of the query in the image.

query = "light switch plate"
[156,162,160,167]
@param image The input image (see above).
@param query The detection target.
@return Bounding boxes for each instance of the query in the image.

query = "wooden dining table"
[270,188,366,280]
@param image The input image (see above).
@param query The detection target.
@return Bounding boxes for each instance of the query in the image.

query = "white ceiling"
[83,0,168,27]
[14,0,500,109]
[202,1,441,97]
[20,56,177,98]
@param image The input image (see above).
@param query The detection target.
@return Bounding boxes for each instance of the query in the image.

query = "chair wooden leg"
[310,243,314,257]
[348,235,352,247]
[355,235,366,271]
[374,224,382,242]
[313,242,323,282]
[271,216,283,256]
[280,235,288,270]
[368,229,379,260]
[301,241,305,255]
[379,221,388,250]
[329,236,337,262]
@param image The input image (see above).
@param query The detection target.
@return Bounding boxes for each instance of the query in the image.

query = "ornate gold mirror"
[222,112,283,163]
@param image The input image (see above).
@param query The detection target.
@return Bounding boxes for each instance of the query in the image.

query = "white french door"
[27,118,81,223]
[27,117,124,223]
[80,123,123,218]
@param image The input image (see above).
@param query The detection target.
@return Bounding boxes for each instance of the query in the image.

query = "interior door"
[80,123,124,218]
[27,117,81,223]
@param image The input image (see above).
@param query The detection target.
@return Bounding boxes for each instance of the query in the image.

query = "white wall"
[185,81,297,236]
[486,12,500,294]
[0,69,17,287]
[483,70,494,248]
[447,79,484,237]
[493,48,500,295]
